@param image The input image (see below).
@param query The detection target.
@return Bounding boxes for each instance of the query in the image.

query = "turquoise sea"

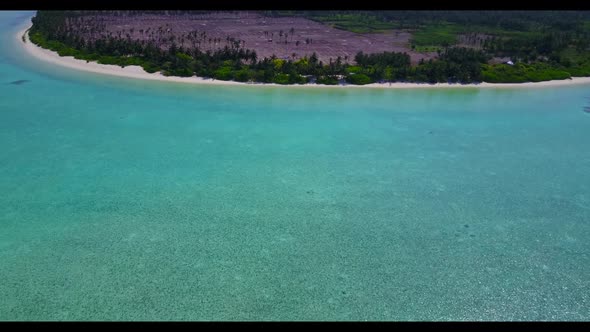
[1,12,589,321]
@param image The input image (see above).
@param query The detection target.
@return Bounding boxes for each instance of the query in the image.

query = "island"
[27,11,590,86]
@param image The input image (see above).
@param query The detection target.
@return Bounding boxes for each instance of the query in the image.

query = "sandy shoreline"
[17,25,590,89]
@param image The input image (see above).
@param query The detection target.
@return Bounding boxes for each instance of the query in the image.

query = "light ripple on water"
[0,11,590,321]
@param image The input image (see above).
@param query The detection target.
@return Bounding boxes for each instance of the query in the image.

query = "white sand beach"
[18,25,590,89]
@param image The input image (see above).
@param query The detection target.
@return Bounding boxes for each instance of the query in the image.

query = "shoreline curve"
[17,24,590,90]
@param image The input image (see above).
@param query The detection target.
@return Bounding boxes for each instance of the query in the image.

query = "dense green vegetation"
[482,63,572,83]
[409,24,460,51]
[29,11,590,85]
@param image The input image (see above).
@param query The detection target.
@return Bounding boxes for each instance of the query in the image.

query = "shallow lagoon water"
[1,12,589,320]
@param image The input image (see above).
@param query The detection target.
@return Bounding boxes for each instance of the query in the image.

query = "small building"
[489,57,511,65]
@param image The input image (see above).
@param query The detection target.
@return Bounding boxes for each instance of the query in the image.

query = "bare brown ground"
[78,11,436,64]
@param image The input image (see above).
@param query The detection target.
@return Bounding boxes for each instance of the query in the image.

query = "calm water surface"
[0,11,589,320]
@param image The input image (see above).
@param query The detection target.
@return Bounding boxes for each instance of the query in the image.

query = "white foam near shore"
[17,25,590,89]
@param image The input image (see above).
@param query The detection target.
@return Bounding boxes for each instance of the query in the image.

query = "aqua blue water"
[1,11,589,321]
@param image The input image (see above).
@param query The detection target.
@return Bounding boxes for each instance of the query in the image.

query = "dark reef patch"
[8,80,31,85]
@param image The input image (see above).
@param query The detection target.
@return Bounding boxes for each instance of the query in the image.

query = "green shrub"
[213,66,234,80]
[142,63,161,73]
[273,73,290,84]
[234,68,254,82]
[316,76,339,85]
[346,73,373,85]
